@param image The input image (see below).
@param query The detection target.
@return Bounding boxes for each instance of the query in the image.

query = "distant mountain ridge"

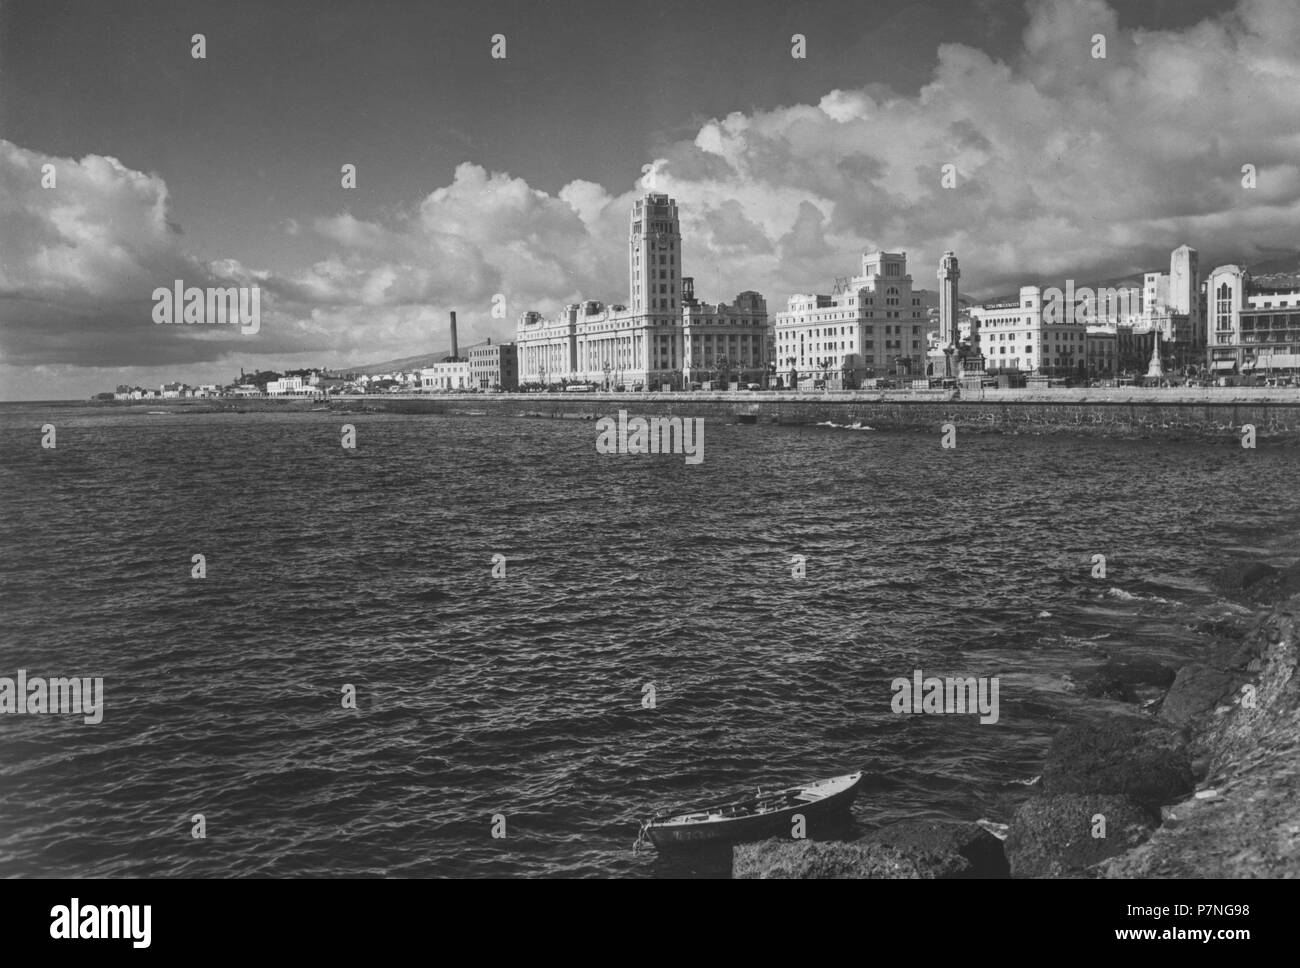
[346,351,451,376]
[977,251,1300,306]
[347,339,507,375]
[1248,250,1300,289]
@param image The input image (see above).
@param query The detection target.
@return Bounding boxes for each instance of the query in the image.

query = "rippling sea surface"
[1,402,1297,878]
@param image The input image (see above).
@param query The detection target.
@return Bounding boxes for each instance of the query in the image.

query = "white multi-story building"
[682,285,768,385]
[972,248,1199,378]
[1138,245,1202,360]
[515,193,769,389]
[420,359,472,390]
[970,287,1046,374]
[971,286,1090,376]
[774,251,927,387]
[267,376,308,395]
[1205,264,1300,377]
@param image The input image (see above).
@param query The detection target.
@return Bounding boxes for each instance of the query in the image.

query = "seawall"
[330,389,1300,441]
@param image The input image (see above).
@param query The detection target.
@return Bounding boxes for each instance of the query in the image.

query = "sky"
[1,0,1298,399]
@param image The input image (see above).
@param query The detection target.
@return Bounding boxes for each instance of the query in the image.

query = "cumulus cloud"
[3,0,1300,379]
[0,140,280,367]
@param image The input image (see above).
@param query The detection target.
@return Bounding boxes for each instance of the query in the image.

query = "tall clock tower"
[629,194,681,315]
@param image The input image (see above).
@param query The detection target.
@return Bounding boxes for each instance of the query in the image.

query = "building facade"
[971,247,1200,379]
[682,286,769,386]
[267,376,316,395]
[1205,265,1300,377]
[515,193,769,389]
[420,359,472,390]
[972,286,1109,378]
[774,250,927,387]
[468,339,518,390]
[1134,244,1203,369]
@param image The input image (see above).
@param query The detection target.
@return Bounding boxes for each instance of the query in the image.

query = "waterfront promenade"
[91,385,1300,439]
[347,386,1300,440]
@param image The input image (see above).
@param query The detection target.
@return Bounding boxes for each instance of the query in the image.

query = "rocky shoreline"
[733,560,1300,878]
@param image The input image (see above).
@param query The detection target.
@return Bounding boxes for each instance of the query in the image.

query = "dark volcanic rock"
[1082,657,1176,702]
[1101,594,1300,877]
[1081,669,1133,702]
[1244,560,1300,606]
[861,819,1008,875]
[1106,657,1177,688]
[1042,720,1195,807]
[1006,795,1156,878]
[1214,561,1278,595]
[1205,630,1267,672]
[1192,615,1248,639]
[1159,664,1240,727]
[732,839,971,879]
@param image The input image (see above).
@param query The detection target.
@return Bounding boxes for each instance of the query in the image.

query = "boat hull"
[645,772,863,849]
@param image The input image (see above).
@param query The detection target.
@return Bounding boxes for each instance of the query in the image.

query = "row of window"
[1242,314,1300,326]
[787,357,892,365]
[784,311,924,323]
[777,340,925,353]
[633,269,676,282]
[783,324,922,338]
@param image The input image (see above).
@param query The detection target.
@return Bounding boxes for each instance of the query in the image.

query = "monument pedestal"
[958,353,988,389]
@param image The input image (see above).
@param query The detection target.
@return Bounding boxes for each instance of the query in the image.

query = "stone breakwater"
[332,390,1300,441]
[733,561,1300,879]
[95,389,1300,440]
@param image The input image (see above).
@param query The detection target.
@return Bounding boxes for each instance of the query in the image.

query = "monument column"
[934,251,962,380]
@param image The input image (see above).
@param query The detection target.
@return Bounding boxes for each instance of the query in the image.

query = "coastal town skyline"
[5,0,1300,901]
[86,199,1299,399]
[3,0,1300,400]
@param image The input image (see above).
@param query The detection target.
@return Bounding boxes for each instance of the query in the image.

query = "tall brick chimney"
[450,311,459,360]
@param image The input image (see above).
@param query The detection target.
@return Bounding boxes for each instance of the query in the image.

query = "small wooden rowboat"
[636,771,864,850]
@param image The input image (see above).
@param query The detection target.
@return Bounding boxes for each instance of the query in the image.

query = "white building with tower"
[1205,264,1300,378]
[514,193,770,389]
[1136,244,1203,367]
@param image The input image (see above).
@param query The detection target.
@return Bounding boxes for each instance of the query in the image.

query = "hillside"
[345,351,451,376]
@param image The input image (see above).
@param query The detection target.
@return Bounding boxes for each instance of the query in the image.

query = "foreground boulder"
[1082,657,1176,702]
[1159,663,1239,727]
[861,819,1008,875]
[1006,795,1157,878]
[1243,560,1300,605]
[733,835,985,879]
[1100,595,1300,877]
[1214,561,1278,595]
[1042,719,1196,808]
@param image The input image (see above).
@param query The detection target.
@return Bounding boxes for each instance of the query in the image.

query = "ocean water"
[0,403,1296,878]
